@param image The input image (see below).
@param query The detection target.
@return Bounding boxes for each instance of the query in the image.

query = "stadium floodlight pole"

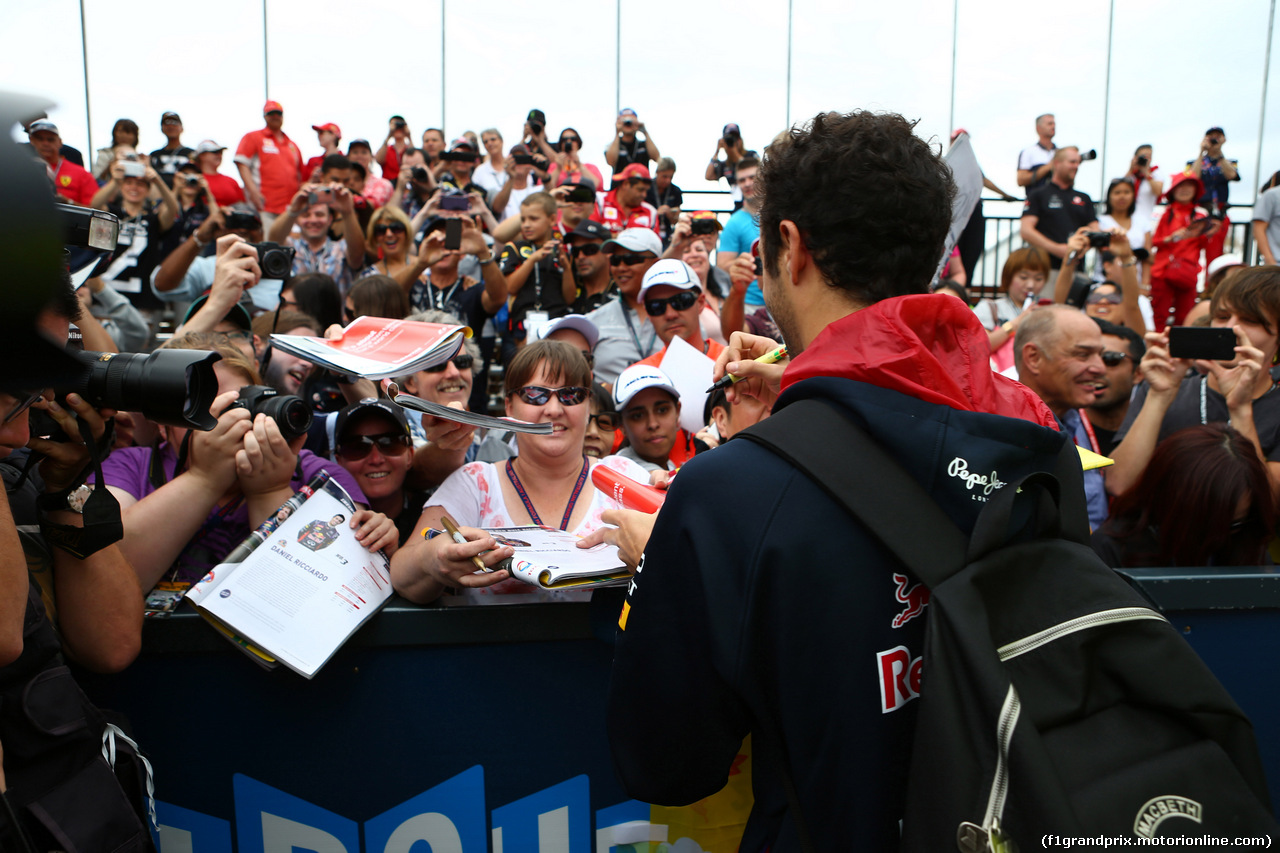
[1256,0,1276,203]
[441,0,446,131]
[80,0,92,156]
[948,0,957,136]
[615,0,621,115]
[1100,0,1115,199]
[262,0,269,101]
[787,0,794,128]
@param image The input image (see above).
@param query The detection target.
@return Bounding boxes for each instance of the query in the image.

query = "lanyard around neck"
[506,455,589,530]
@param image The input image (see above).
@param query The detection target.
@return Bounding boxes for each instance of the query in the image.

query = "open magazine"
[488,526,631,590]
[184,475,393,679]
[269,316,469,380]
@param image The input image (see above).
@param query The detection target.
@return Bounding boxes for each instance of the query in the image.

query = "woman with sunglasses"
[362,207,418,281]
[547,128,603,192]
[330,399,423,547]
[390,340,650,602]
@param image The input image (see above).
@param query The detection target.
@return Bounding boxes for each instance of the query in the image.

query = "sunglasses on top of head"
[336,432,411,460]
[510,385,590,406]
[424,353,475,373]
[645,290,699,316]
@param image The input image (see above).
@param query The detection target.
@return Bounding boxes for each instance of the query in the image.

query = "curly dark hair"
[757,111,956,303]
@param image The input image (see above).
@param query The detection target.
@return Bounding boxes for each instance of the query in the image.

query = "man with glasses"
[592,163,660,237]
[634,258,726,369]
[396,310,513,489]
[565,219,617,313]
[1086,319,1144,457]
[330,399,424,546]
[586,228,664,387]
[234,99,302,228]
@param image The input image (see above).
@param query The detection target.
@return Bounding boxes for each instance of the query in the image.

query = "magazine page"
[270,317,468,380]
[385,383,553,435]
[194,480,393,678]
[487,526,630,590]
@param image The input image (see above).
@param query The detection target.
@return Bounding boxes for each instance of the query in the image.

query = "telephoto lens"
[62,349,221,430]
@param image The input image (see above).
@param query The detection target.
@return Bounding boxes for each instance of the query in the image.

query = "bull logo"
[891,573,929,629]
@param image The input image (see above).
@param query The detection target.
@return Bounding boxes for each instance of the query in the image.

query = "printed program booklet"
[269,316,469,380]
[184,476,393,678]
[488,526,631,591]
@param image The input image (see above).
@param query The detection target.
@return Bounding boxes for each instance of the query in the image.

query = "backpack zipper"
[962,607,1167,850]
[997,607,1167,662]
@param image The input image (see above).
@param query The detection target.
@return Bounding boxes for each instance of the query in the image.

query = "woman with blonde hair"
[362,205,418,281]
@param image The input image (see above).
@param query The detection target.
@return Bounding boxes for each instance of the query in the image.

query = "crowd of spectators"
[12,100,1280,655]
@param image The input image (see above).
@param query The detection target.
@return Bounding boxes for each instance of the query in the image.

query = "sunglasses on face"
[1101,350,1133,367]
[1086,291,1123,305]
[336,431,412,461]
[645,290,699,316]
[561,137,581,147]
[572,243,602,257]
[511,385,589,406]
[424,353,475,373]
[588,411,618,431]
[609,252,653,267]
[2,390,43,425]
[373,222,407,236]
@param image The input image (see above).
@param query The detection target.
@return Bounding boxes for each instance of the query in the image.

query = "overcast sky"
[6,0,1280,216]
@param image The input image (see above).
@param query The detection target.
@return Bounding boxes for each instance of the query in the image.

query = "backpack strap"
[738,398,967,589]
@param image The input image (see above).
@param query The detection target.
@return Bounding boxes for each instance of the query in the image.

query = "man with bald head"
[1014,304,1109,528]
[1017,113,1057,191]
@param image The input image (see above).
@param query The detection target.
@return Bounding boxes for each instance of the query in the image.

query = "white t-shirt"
[500,182,540,221]
[473,159,508,202]
[428,455,649,600]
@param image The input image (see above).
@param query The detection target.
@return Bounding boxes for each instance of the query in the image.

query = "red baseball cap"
[312,122,341,137]
[263,100,284,114]
[617,163,652,182]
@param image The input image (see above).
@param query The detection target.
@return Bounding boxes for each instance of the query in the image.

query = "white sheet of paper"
[659,335,716,435]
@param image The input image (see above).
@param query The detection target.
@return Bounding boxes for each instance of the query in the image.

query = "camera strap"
[38,417,123,559]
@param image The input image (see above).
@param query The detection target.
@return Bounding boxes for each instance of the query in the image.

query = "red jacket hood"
[1163,171,1205,203]
[781,294,1058,428]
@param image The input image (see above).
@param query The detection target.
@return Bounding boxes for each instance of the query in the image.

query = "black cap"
[334,398,410,443]
[162,111,182,124]
[181,292,253,331]
[567,219,610,243]
[527,109,546,126]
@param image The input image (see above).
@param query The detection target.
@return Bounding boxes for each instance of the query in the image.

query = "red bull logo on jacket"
[891,573,928,628]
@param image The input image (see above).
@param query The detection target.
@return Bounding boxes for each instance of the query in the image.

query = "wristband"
[478,255,495,266]
[1120,257,1138,268]
[192,233,207,250]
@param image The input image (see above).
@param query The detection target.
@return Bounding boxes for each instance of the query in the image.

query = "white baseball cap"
[613,364,680,410]
[533,314,600,350]
[638,259,702,303]
[601,227,663,257]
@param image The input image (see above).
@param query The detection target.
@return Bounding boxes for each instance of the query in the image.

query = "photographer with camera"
[1019,146,1100,270]
[491,143,543,221]
[160,162,218,258]
[605,108,661,176]
[389,147,437,222]
[438,137,488,199]
[90,155,181,318]
[375,116,412,181]
[1126,144,1163,225]
[1052,228,1147,336]
[1188,127,1240,264]
[95,333,378,592]
[706,123,752,209]
[152,204,291,312]
[546,127,603,193]
[267,182,367,295]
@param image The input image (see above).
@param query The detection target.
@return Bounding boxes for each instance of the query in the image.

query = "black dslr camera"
[228,386,313,440]
[244,241,295,280]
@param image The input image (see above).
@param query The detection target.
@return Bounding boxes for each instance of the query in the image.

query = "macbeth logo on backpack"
[1132,796,1202,838]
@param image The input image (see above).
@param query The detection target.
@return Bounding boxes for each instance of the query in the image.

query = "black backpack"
[741,398,1278,852]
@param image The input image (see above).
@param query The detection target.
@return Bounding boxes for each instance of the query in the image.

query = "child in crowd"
[499,192,573,355]
[1151,172,1213,328]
